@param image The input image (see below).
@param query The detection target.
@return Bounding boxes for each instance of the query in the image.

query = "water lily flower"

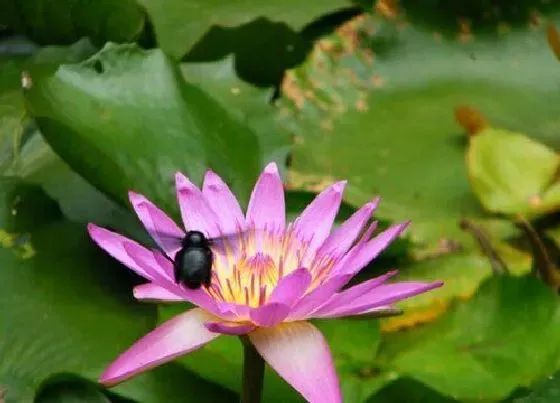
[88,162,442,403]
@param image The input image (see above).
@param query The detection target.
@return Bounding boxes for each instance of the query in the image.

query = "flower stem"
[240,336,265,403]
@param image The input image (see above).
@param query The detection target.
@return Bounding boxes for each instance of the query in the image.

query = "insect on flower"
[88,162,443,403]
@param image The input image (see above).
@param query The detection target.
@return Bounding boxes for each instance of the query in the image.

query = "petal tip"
[203,169,221,185]
[332,180,347,193]
[128,191,146,205]
[263,162,279,175]
[175,171,191,188]
[87,223,102,238]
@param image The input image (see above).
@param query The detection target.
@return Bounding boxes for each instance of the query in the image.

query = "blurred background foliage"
[1,0,560,402]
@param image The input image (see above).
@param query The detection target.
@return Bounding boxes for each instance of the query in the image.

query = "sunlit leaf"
[24,43,262,214]
[467,127,560,216]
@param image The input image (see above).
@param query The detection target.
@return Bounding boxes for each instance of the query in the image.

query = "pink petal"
[121,241,174,283]
[202,170,245,234]
[87,223,157,281]
[249,302,291,327]
[268,268,312,305]
[313,281,443,318]
[204,321,255,335]
[128,192,185,257]
[246,162,285,231]
[99,308,220,386]
[310,271,398,315]
[133,283,184,302]
[337,221,410,277]
[318,197,379,258]
[292,181,346,252]
[175,172,221,238]
[288,274,353,320]
[249,322,341,403]
[288,223,378,320]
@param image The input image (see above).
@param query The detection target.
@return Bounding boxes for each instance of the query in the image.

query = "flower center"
[205,226,337,307]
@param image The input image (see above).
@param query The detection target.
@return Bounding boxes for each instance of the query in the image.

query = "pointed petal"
[249,322,341,403]
[205,321,255,335]
[318,197,379,258]
[268,268,312,305]
[100,308,220,386]
[289,222,379,320]
[87,223,156,281]
[121,241,174,283]
[288,274,353,320]
[133,283,184,302]
[249,302,291,327]
[175,172,221,238]
[202,170,245,233]
[128,192,184,257]
[338,222,409,277]
[313,281,443,318]
[246,162,285,231]
[292,181,346,251]
[311,271,398,315]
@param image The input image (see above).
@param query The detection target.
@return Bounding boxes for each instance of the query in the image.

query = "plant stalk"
[459,218,508,275]
[240,336,265,403]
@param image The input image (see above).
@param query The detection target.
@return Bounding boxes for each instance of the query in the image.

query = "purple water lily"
[89,162,442,403]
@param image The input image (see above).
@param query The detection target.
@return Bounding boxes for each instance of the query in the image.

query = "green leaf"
[514,370,560,403]
[467,128,560,216]
[0,57,28,173]
[0,179,234,402]
[313,319,395,402]
[136,0,352,59]
[380,243,532,332]
[369,378,458,403]
[180,56,291,170]
[279,11,560,235]
[0,0,146,46]
[377,276,560,401]
[35,377,111,403]
[0,41,139,234]
[24,43,262,213]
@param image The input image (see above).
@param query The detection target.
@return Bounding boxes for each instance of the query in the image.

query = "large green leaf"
[279,10,560,234]
[377,276,560,401]
[180,56,291,171]
[0,179,235,402]
[0,40,140,235]
[0,0,146,46]
[137,0,353,59]
[23,43,262,213]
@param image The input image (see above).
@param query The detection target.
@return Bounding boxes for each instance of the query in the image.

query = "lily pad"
[378,275,560,401]
[180,56,291,171]
[278,11,560,236]
[23,43,262,213]
[467,127,560,216]
[136,0,353,59]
